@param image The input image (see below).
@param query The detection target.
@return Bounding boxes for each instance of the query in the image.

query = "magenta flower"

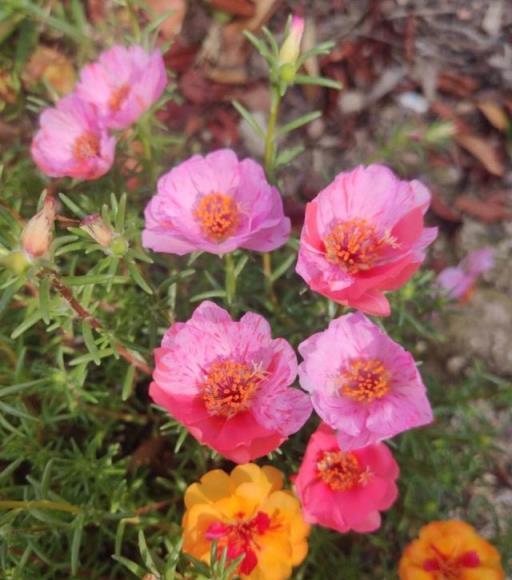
[142,149,291,256]
[296,164,437,316]
[76,45,166,130]
[31,94,115,180]
[149,301,312,463]
[437,247,494,301]
[294,423,399,533]
[298,312,433,450]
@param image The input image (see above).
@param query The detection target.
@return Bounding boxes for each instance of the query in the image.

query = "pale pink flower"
[296,164,438,316]
[31,94,115,180]
[76,45,166,130]
[298,312,433,451]
[142,149,291,256]
[294,423,399,533]
[437,247,494,300]
[149,301,312,463]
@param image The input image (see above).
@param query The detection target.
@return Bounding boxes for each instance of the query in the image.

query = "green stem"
[126,0,142,42]
[264,89,281,184]
[262,88,282,307]
[224,253,236,313]
[139,114,156,185]
[0,499,81,514]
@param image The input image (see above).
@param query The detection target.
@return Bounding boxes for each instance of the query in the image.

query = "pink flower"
[296,165,437,316]
[298,312,433,451]
[437,247,494,301]
[76,45,166,130]
[294,423,399,533]
[31,94,115,180]
[142,149,291,256]
[149,301,312,463]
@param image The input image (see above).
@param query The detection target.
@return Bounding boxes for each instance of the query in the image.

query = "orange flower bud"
[21,195,56,260]
[80,214,113,248]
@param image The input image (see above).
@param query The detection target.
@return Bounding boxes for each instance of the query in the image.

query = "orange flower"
[182,464,309,579]
[399,520,505,580]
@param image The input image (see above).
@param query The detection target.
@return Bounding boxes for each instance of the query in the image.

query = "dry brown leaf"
[22,46,75,96]
[455,196,512,223]
[200,0,278,84]
[477,100,510,132]
[129,435,166,471]
[238,0,278,31]
[437,70,479,98]
[430,191,461,223]
[0,69,16,105]
[455,133,504,176]
[87,0,106,24]
[145,0,187,41]
[209,0,256,17]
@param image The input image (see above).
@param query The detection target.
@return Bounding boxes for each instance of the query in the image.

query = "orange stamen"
[324,218,391,274]
[108,84,130,113]
[339,358,391,403]
[200,359,264,418]
[194,193,240,242]
[316,450,371,491]
[73,132,100,162]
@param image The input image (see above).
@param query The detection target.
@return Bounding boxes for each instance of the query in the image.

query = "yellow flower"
[182,463,309,579]
[399,520,505,580]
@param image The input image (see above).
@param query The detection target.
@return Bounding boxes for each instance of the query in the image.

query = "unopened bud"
[80,214,114,248]
[110,236,129,257]
[278,16,304,68]
[21,195,56,260]
[1,250,31,274]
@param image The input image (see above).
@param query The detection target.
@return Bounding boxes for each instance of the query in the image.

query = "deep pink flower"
[298,312,433,450]
[437,247,494,300]
[296,164,437,316]
[31,94,115,180]
[76,45,166,130]
[142,150,291,256]
[294,424,399,533]
[149,301,312,463]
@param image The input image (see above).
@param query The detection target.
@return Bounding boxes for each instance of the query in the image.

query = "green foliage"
[0,4,510,580]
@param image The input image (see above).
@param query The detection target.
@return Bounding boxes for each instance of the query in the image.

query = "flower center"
[324,218,389,274]
[316,450,371,491]
[423,548,481,579]
[194,193,240,242]
[199,360,264,418]
[339,358,391,403]
[108,83,130,113]
[205,511,272,575]
[73,132,100,161]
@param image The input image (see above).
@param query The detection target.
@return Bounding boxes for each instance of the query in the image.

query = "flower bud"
[80,214,114,248]
[21,195,56,260]
[278,16,304,68]
[0,250,31,275]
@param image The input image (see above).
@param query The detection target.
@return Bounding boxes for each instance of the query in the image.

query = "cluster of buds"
[278,16,305,85]
[80,214,128,256]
